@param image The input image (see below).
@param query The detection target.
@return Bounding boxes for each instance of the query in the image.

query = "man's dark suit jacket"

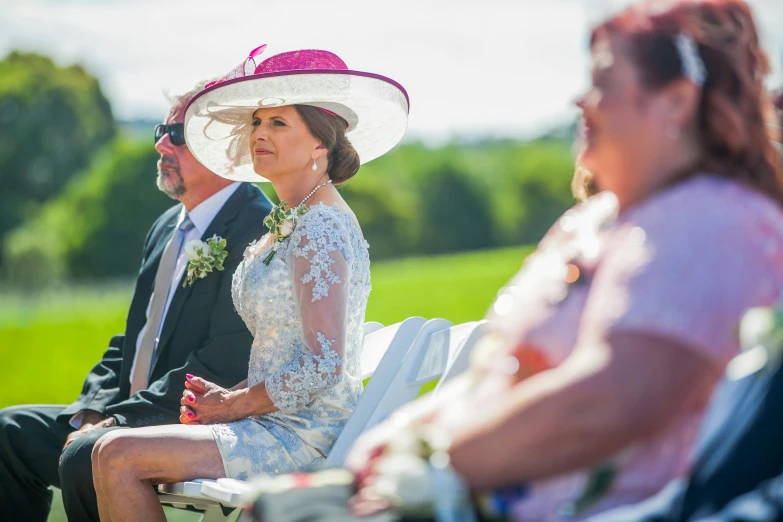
[595,355,783,522]
[58,182,272,428]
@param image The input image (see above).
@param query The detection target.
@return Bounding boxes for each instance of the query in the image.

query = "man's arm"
[105,249,253,428]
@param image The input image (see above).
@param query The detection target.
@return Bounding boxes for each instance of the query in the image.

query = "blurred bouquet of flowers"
[367,418,479,521]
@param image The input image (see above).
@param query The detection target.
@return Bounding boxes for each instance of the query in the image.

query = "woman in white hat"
[91,46,409,521]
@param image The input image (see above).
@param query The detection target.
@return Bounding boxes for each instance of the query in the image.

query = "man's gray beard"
[156,163,186,200]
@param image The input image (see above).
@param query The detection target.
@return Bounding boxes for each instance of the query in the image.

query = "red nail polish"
[188,396,194,403]
[186,374,193,380]
[187,412,194,419]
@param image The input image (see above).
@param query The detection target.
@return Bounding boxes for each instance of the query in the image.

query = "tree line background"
[0,51,578,287]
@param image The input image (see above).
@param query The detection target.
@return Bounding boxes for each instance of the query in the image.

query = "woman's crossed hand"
[179,374,245,425]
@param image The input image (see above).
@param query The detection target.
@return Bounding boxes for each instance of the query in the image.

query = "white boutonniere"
[726,305,783,380]
[261,201,308,265]
[182,235,228,287]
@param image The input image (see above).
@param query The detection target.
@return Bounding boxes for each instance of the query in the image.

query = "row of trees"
[0,52,115,269]
[3,138,577,285]
[0,51,579,286]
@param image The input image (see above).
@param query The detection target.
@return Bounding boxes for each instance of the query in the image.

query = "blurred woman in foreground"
[341,1,783,520]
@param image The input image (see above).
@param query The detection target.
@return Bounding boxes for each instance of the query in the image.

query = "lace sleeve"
[264,208,353,414]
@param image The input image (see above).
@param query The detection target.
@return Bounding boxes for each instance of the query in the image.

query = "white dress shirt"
[70,182,241,428]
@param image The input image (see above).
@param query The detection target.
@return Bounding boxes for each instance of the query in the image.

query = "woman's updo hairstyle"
[592,0,783,207]
[295,105,361,184]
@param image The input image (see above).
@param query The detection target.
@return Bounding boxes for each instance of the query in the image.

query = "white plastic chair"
[158,318,422,519]
[341,319,491,444]
[324,317,430,466]
[433,320,488,392]
[362,321,384,337]
[157,479,226,521]
[404,321,481,392]
[324,318,452,467]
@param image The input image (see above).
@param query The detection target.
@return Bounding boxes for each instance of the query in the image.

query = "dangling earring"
[666,124,680,140]
[312,158,318,171]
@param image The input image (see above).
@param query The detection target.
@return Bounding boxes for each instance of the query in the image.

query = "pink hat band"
[205,45,349,125]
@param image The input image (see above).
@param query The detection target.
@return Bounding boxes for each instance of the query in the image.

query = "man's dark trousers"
[0,404,122,521]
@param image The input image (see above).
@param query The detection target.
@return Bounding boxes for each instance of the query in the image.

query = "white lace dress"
[210,203,371,480]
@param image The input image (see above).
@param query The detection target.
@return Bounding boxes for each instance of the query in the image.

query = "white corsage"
[182,235,228,287]
[262,201,308,265]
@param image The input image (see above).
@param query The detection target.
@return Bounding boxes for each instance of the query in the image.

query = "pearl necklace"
[260,178,333,266]
[297,178,333,208]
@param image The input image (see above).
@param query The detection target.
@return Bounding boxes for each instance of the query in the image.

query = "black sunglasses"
[154,123,186,146]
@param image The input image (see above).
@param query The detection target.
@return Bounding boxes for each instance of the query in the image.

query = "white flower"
[184,239,208,261]
[181,236,228,287]
[279,219,295,238]
[262,202,309,265]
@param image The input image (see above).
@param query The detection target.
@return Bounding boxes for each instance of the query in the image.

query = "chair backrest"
[325,317,427,467]
[360,323,392,380]
[362,321,384,337]
[363,320,484,434]
[434,320,488,392]
[362,319,453,428]
[325,319,466,470]
[406,321,481,388]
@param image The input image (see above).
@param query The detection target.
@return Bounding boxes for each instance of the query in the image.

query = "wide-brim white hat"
[184,46,410,182]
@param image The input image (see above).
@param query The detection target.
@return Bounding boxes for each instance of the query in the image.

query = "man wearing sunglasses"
[154,122,188,197]
[0,82,273,522]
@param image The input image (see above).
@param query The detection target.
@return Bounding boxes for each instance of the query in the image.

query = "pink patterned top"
[482,176,783,521]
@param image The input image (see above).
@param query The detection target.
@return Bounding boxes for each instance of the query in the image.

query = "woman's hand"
[179,375,246,425]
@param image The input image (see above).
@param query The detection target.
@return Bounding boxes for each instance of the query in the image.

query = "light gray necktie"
[130,215,194,395]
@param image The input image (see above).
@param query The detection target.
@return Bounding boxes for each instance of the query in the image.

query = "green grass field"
[0,246,531,521]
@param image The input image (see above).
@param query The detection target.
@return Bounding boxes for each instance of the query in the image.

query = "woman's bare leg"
[93,424,226,522]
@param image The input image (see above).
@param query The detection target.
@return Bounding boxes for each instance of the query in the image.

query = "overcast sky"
[1,0,781,142]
